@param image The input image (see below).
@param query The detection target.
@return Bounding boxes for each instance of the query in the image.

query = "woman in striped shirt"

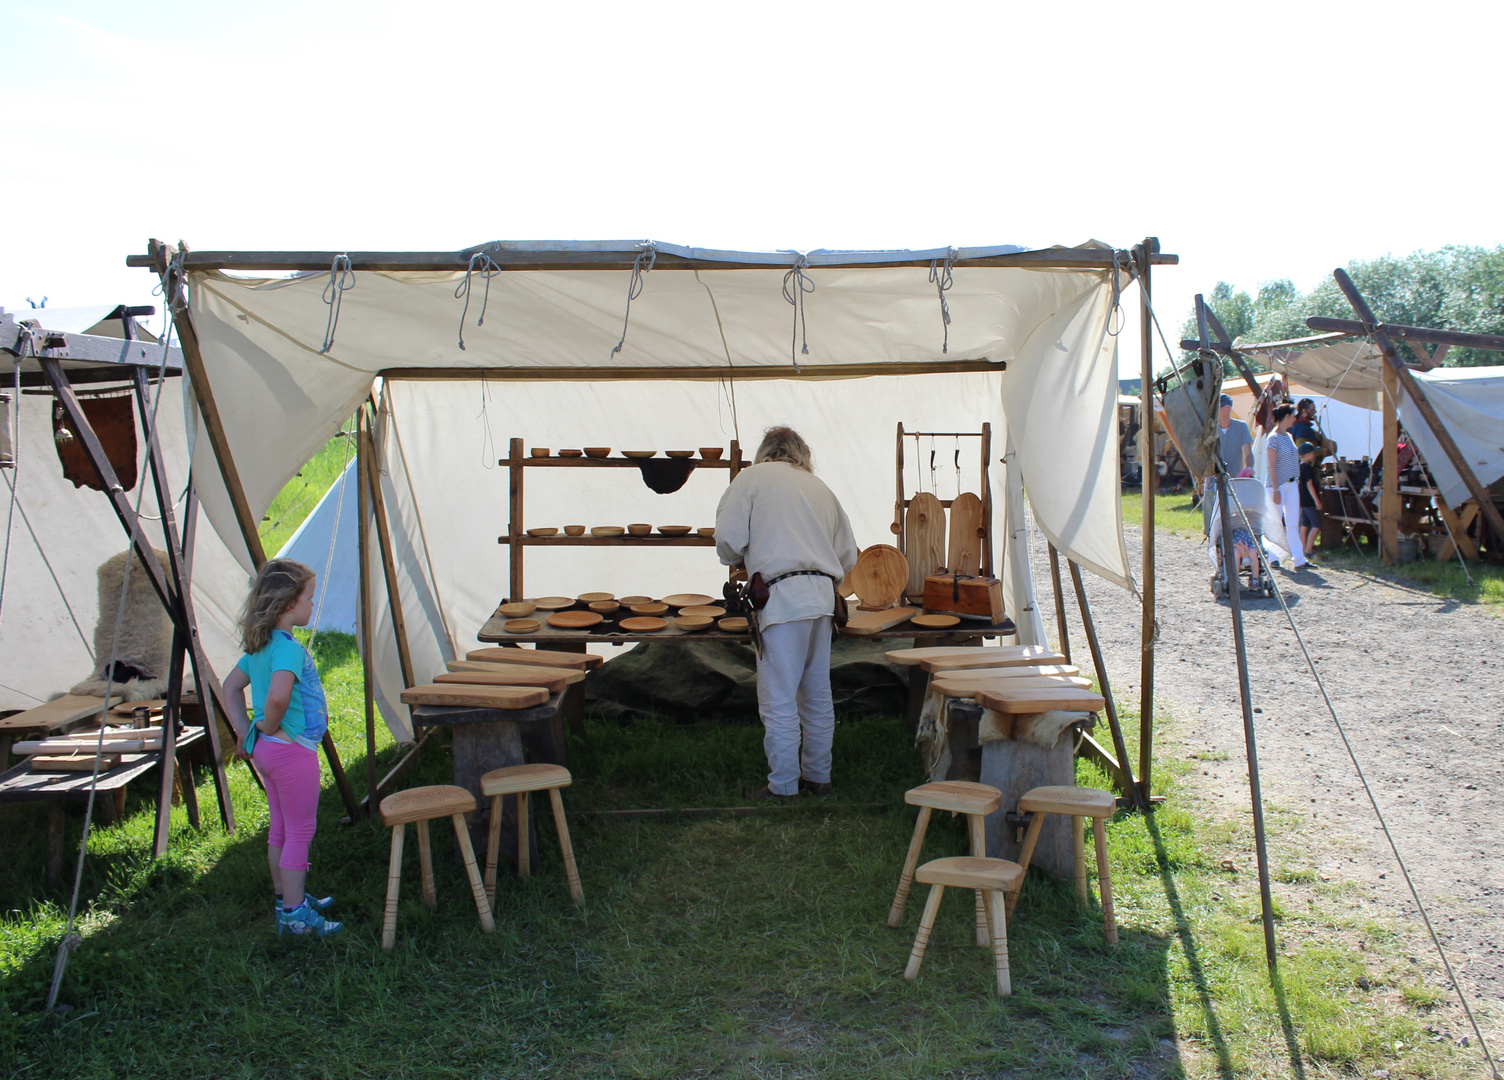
[1265,404,1310,570]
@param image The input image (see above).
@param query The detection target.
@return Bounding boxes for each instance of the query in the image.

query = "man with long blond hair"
[714,427,860,800]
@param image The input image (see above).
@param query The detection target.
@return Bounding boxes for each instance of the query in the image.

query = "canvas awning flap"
[1399,367,1504,509]
[1253,340,1386,408]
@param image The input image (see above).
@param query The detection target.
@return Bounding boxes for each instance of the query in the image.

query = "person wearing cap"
[1297,441,1323,562]
[1217,394,1253,476]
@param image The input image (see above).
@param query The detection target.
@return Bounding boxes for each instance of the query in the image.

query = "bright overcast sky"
[4,1,1501,375]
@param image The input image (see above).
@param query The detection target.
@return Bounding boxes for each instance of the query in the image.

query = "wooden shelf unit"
[499,437,745,600]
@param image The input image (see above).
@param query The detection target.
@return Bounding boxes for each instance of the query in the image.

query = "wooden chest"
[921,573,1005,623]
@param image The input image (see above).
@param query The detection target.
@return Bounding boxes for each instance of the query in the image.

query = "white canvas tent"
[135,238,1174,750]
[276,458,360,636]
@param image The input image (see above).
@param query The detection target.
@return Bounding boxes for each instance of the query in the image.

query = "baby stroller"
[1206,476,1273,598]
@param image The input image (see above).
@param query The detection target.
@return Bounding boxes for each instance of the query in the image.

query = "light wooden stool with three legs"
[1007,784,1118,944]
[903,855,1024,995]
[888,781,1003,948]
[481,763,584,907]
[379,785,495,950]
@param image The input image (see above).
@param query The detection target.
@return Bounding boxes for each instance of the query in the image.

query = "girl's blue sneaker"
[274,892,334,917]
[277,901,343,938]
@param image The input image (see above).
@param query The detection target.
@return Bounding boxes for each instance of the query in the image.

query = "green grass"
[257,428,357,557]
[0,639,1473,1079]
[1122,490,1205,541]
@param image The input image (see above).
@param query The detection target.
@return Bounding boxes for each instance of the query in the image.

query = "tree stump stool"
[888,780,1002,947]
[903,856,1024,996]
[379,785,495,950]
[481,763,583,907]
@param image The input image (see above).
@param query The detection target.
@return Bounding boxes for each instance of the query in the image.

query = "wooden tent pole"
[148,240,267,568]
[1046,544,1071,664]
[357,406,378,815]
[1332,270,1504,548]
[1381,363,1401,564]
[1068,559,1142,806]
[1136,238,1157,805]
[980,422,994,576]
[361,420,416,688]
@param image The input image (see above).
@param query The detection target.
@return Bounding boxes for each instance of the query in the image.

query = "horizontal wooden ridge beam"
[1306,317,1504,354]
[381,359,1007,382]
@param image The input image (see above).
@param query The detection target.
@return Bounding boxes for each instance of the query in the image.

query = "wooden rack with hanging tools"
[892,423,994,599]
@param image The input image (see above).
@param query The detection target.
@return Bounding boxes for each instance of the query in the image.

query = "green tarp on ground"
[584,638,909,721]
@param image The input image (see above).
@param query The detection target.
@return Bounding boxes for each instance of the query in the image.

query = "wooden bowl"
[589,600,620,615]
[662,592,715,608]
[591,526,626,537]
[578,591,614,603]
[559,449,583,458]
[678,605,725,618]
[498,601,537,618]
[526,527,559,537]
[547,610,603,629]
[563,525,586,536]
[622,450,656,459]
[618,595,653,606]
[619,616,667,632]
[629,602,669,617]
[698,447,724,460]
[532,596,575,610]
[627,523,653,536]
[665,450,695,458]
[696,527,715,538]
[674,615,713,632]
[584,447,612,458]
[657,525,692,536]
[718,616,749,633]
[530,447,550,458]
[503,618,540,634]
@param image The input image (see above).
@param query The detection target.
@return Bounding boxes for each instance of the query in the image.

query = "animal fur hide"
[71,548,173,701]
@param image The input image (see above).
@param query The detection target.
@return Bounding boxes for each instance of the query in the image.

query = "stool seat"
[974,686,1105,714]
[930,675,1092,697]
[435,669,570,692]
[482,762,573,795]
[1019,785,1116,818]
[400,683,550,710]
[466,647,603,671]
[381,784,477,826]
[904,780,1002,816]
[918,648,1068,674]
[915,856,1023,892]
[886,645,1065,669]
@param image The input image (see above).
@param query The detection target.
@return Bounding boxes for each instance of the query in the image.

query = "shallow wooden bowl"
[618,595,653,606]
[657,525,692,536]
[547,610,603,629]
[530,447,550,458]
[578,591,615,603]
[674,615,713,632]
[589,600,620,615]
[591,526,625,537]
[698,447,724,460]
[911,613,961,629]
[718,616,750,633]
[627,523,652,536]
[532,596,576,610]
[622,450,657,459]
[620,616,668,632]
[629,602,669,616]
[665,450,695,458]
[678,605,725,618]
[503,618,540,634]
[662,592,715,608]
[526,527,559,537]
[584,447,612,458]
[498,601,537,618]
[563,525,586,536]
[558,449,583,458]
[696,527,715,538]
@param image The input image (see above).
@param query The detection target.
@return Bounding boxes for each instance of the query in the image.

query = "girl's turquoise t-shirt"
[235,630,328,752]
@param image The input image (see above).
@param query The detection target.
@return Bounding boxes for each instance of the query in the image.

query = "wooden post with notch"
[1135,238,1156,804]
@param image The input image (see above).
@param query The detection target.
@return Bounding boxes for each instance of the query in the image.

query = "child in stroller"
[1206,476,1273,598]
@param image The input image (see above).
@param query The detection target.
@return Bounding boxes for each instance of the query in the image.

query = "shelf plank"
[498,536,716,546]
[501,457,747,469]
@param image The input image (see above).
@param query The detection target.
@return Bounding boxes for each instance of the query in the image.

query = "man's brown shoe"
[799,777,834,796]
[748,785,800,802]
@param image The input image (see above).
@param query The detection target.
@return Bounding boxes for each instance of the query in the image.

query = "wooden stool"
[481,763,583,907]
[888,781,1002,947]
[1008,785,1118,945]
[904,856,1024,996]
[379,785,495,950]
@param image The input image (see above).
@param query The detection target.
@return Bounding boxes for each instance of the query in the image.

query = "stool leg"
[888,805,932,928]
[416,818,436,909]
[987,889,1012,996]
[485,794,503,904]
[548,787,584,907]
[1072,814,1088,907]
[968,813,991,947]
[382,824,404,951]
[1006,811,1047,919]
[1092,815,1117,945]
[452,812,495,932]
[517,792,531,877]
[904,884,945,980]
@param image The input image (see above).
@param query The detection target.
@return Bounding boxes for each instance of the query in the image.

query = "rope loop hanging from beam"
[1107,250,1126,337]
[608,242,657,360]
[928,248,956,354]
[781,255,814,373]
[454,251,501,351]
[318,254,355,355]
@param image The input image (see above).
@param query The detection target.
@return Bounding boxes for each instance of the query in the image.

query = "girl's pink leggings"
[252,738,321,871]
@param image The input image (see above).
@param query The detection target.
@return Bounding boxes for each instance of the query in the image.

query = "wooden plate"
[718,616,749,632]
[662,592,715,607]
[674,616,712,632]
[532,596,575,610]
[849,544,908,609]
[657,525,692,536]
[622,450,657,458]
[619,616,668,632]
[699,447,724,460]
[498,601,537,618]
[584,447,612,458]
[588,600,620,614]
[618,595,653,606]
[559,449,583,458]
[504,618,541,634]
[526,527,558,537]
[547,611,604,629]
[591,526,625,537]
[629,602,669,616]
[678,605,725,618]
[911,613,960,629]
[577,591,615,603]
[665,450,695,458]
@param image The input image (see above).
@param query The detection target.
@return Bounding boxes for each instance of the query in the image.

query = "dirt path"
[1032,516,1504,1039]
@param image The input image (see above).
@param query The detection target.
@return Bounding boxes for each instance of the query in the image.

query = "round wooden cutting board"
[848,544,908,609]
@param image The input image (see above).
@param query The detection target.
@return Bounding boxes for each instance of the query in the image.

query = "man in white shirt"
[715,427,860,800]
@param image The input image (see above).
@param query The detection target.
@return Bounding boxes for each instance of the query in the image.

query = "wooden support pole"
[894,422,906,551]
[1332,269,1504,549]
[1067,559,1141,806]
[358,406,378,814]
[152,628,187,857]
[147,240,267,568]
[508,437,524,602]
[980,422,994,576]
[361,421,416,688]
[1046,544,1071,664]
[1381,356,1401,565]
[1136,239,1156,804]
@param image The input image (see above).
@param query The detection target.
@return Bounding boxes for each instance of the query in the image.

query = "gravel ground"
[1032,515,1504,1043]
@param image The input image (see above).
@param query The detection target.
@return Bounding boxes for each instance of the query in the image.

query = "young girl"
[223,559,343,938]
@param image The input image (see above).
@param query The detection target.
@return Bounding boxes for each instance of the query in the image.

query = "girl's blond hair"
[239,559,315,654]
